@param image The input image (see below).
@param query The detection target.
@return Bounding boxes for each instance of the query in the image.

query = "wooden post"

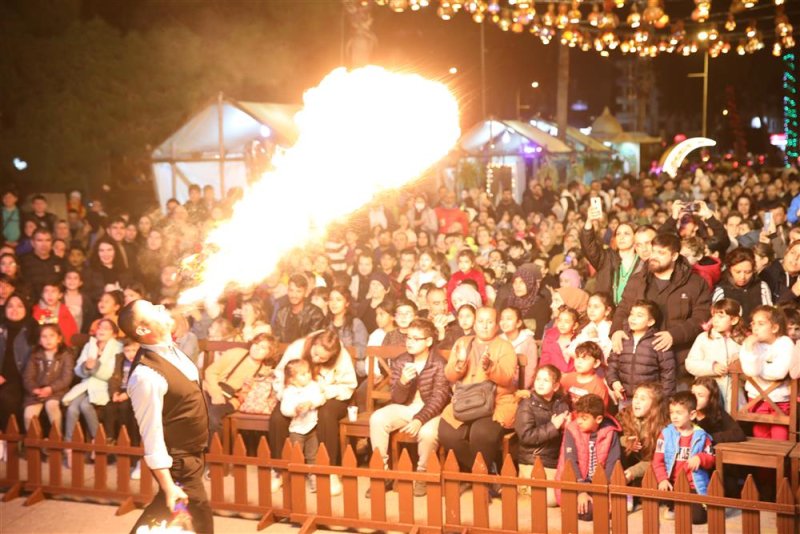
[591,464,610,534]
[640,467,659,532]
[530,458,549,534]
[425,452,443,529]
[341,445,359,519]
[673,469,692,531]
[776,478,794,534]
[47,424,62,489]
[93,425,108,492]
[368,449,387,522]
[706,471,726,532]
[232,434,248,505]
[290,441,307,517]
[500,455,518,532]
[740,475,760,533]
[609,462,628,534]
[24,419,44,507]
[316,445,333,519]
[471,453,489,529]
[1,416,22,502]
[443,451,462,526]
[397,450,415,526]
[559,461,579,534]
[208,434,225,504]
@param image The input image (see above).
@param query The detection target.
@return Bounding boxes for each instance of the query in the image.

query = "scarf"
[507,263,541,313]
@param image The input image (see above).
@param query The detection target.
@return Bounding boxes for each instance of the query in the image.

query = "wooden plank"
[426,452,443,528]
[115,497,137,516]
[740,476,761,534]
[316,445,333,519]
[775,478,795,534]
[591,464,610,534]
[116,427,132,495]
[256,510,275,531]
[640,466,659,533]
[341,445,359,519]
[93,425,109,492]
[256,437,272,509]
[609,462,628,534]
[1,482,22,502]
[232,434,248,505]
[673,469,692,532]
[208,435,225,503]
[369,448,387,522]
[290,442,307,515]
[23,488,45,507]
[26,420,43,487]
[706,471,726,534]
[471,453,490,529]
[443,451,462,526]
[500,455,518,533]
[559,460,579,534]
[530,458,548,534]
[397,450,415,525]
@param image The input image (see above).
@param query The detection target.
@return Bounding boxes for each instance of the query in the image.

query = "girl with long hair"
[618,382,669,487]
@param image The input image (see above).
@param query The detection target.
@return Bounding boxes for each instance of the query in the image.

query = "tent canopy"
[150,97,300,207]
[458,119,573,157]
[529,119,612,153]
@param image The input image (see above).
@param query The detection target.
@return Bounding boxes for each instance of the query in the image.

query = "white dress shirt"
[128,342,200,470]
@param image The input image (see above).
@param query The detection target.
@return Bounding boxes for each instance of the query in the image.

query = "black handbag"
[452,381,496,422]
[451,338,496,422]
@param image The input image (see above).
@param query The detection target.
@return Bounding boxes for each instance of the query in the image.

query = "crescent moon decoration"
[661,137,717,178]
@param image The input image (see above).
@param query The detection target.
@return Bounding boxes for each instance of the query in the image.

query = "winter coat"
[611,256,711,373]
[514,390,570,467]
[579,227,643,296]
[32,304,79,348]
[739,336,794,403]
[0,324,33,377]
[606,327,676,397]
[539,327,575,374]
[556,416,621,486]
[685,330,741,411]
[272,301,326,344]
[712,277,772,324]
[22,347,75,406]
[692,257,722,289]
[696,410,746,444]
[760,259,797,304]
[390,350,451,425]
[62,336,123,406]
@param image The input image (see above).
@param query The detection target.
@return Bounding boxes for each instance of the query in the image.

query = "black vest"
[132,349,209,454]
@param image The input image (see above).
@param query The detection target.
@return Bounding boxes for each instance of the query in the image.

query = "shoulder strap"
[223,352,250,382]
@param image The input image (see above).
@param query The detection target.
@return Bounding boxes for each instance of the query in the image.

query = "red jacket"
[435,206,469,235]
[32,303,79,347]
[539,327,575,374]
[446,269,487,311]
[692,257,722,289]
[556,416,622,499]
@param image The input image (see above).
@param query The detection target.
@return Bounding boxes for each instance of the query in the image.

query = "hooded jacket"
[515,390,571,467]
[556,416,622,485]
[691,257,722,289]
[611,256,711,372]
[606,327,676,397]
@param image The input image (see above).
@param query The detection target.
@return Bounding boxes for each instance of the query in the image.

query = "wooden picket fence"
[1,415,799,533]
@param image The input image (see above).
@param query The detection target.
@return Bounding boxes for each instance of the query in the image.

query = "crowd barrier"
[1,416,798,533]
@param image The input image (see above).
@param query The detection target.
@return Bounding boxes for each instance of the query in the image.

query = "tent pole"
[218,92,226,195]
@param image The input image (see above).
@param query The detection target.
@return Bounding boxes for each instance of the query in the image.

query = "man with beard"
[272,274,326,344]
[610,233,711,387]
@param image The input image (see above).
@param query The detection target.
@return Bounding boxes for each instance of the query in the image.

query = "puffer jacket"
[390,350,451,425]
[22,347,75,406]
[611,256,711,373]
[606,327,676,397]
[514,390,571,467]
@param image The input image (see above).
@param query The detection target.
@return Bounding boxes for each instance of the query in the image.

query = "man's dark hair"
[288,273,309,290]
[634,224,657,236]
[394,298,418,313]
[575,394,605,418]
[31,227,52,239]
[670,391,697,412]
[118,300,141,341]
[408,318,436,341]
[107,216,126,228]
[652,232,681,255]
[31,194,47,203]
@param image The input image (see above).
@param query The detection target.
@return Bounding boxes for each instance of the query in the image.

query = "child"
[685,299,744,412]
[61,319,123,466]
[560,341,610,410]
[440,304,476,350]
[499,306,538,389]
[514,365,570,503]
[105,339,142,474]
[22,325,75,434]
[739,305,794,440]
[32,282,78,347]
[567,292,614,365]
[445,249,487,312]
[653,392,715,524]
[607,300,676,406]
[556,394,621,521]
[280,359,326,492]
[691,377,746,444]
[617,383,668,492]
[540,306,580,374]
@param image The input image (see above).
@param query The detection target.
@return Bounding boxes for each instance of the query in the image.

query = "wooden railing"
[1,416,798,533]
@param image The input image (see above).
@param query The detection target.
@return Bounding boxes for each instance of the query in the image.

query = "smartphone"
[764,211,773,229]
[591,197,602,212]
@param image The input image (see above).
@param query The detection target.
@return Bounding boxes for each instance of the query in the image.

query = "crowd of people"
[2,163,800,522]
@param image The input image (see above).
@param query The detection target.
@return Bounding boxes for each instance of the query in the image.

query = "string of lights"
[370,0,795,58]
[785,51,799,161]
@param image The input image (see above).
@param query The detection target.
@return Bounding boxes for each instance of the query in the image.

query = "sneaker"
[308,474,317,494]
[661,508,675,521]
[330,474,342,496]
[130,461,141,480]
[270,470,282,493]
[626,495,634,513]
[413,480,427,497]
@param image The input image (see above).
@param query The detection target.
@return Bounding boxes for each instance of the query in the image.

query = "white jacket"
[62,337,123,406]
[739,336,794,403]
[567,320,613,363]
[274,332,357,403]
[685,330,741,411]
[281,381,326,435]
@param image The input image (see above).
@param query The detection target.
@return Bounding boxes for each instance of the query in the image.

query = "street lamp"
[516,82,541,119]
[448,66,458,75]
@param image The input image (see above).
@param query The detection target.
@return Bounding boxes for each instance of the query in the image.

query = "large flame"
[179,66,460,305]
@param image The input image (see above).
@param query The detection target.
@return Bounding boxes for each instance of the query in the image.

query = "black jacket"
[579,227,643,296]
[272,301,326,344]
[515,390,571,468]
[696,410,746,444]
[611,256,711,371]
[606,327,676,397]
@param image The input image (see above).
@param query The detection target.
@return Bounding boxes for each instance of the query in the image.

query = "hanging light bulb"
[691,0,711,22]
[542,4,556,27]
[724,13,736,31]
[669,21,686,45]
[568,1,582,24]
[498,8,513,30]
[737,40,746,54]
[643,0,668,28]
[745,20,757,38]
[775,8,795,48]
[775,0,784,5]
[437,4,454,20]
[627,4,641,28]
[708,25,719,40]
[773,42,783,56]
[743,0,758,8]
[487,0,501,14]
[556,3,570,28]
[388,0,409,12]
[529,14,542,34]
[588,4,602,26]
[615,0,625,9]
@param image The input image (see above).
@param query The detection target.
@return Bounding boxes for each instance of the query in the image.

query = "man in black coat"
[610,233,711,386]
[272,273,325,343]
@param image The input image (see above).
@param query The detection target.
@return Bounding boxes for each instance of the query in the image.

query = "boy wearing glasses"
[367,318,451,497]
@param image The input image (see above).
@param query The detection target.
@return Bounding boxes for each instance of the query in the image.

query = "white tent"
[150,95,300,207]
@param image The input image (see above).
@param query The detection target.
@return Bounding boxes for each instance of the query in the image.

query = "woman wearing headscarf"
[0,294,35,433]
[501,263,552,339]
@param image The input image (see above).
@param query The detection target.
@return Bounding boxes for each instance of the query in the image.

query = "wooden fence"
[1,416,798,533]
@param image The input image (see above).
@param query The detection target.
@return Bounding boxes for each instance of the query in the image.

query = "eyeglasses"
[406,336,430,342]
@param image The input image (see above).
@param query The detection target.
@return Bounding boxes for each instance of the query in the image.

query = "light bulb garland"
[785,51,799,161]
[374,0,796,58]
